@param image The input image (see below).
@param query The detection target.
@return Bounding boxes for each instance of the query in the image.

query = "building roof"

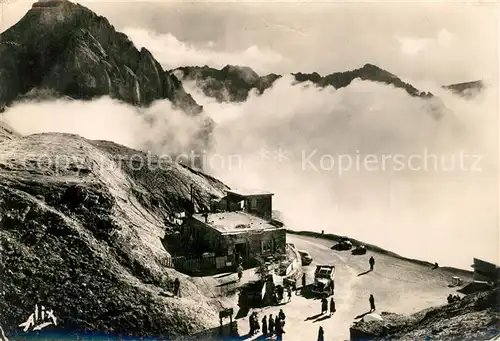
[226,188,274,197]
[192,211,282,234]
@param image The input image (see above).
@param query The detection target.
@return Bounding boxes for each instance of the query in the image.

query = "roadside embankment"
[350,286,499,341]
[286,229,473,276]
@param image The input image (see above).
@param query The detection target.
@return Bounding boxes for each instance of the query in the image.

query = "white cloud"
[437,28,454,46]
[1,97,208,157]
[397,28,455,56]
[193,77,497,268]
[123,27,290,74]
[398,37,432,55]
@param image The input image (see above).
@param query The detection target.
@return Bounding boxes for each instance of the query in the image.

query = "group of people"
[320,296,336,316]
[244,254,379,340]
[249,309,286,340]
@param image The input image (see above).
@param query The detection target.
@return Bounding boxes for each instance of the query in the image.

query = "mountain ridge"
[0,0,202,114]
[171,63,436,103]
[442,80,485,99]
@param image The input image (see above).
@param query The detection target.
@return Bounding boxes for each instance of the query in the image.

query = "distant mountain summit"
[172,65,281,102]
[443,80,485,99]
[292,64,433,98]
[0,0,201,114]
[173,63,433,103]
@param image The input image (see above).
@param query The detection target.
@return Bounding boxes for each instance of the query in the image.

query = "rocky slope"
[0,132,230,338]
[350,286,499,341]
[0,0,201,114]
[172,63,433,103]
[0,120,19,143]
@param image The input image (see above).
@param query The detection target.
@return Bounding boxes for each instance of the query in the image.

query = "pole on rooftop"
[190,184,193,209]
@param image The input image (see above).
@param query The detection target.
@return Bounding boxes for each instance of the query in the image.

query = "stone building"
[181,189,286,267]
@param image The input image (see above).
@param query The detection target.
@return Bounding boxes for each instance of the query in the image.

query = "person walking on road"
[237,264,243,282]
[317,326,324,341]
[287,286,292,302]
[369,256,375,271]
[369,294,376,312]
[329,297,336,315]
[321,297,328,314]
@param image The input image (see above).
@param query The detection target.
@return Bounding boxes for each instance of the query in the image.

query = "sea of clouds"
[0,25,497,269]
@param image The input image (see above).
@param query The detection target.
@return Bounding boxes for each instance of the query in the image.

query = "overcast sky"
[2,0,498,84]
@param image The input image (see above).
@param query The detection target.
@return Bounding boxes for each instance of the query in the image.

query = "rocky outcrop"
[0,133,229,338]
[443,80,485,99]
[0,120,19,142]
[0,0,201,114]
[349,287,499,341]
[173,63,433,103]
[172,65,281,102]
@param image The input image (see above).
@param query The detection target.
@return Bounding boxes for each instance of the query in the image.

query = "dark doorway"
[235,243,247,261]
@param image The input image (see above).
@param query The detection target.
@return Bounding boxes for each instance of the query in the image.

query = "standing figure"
[287,286,292,302]
[275,317,284,341]
[329,297,336,315]
[317,326,324,341]
[268,314,275,335]
[249,313,254,335]
[321,297,328,314]
[369,256,375,271]
[173,278,180,297]
[369,294,376,312]
[237,264,243,282]
[261,315,268,336]
[254,313,260,334]
[278,309,286,325]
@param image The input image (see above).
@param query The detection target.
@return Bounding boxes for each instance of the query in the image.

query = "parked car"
[352,244,367,255]
[331,237,353,251]
[298,250,313,265]
[311,265,335,296]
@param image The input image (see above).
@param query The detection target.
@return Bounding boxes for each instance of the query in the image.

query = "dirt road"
[234,233,472,341]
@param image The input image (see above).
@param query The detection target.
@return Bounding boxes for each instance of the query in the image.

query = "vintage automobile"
[331,237,353,251]
[311,265,335,296]
[352,244,367,255]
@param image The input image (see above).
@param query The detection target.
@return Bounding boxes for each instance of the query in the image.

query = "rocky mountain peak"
[443,80,485,99]
[0,0,202,114]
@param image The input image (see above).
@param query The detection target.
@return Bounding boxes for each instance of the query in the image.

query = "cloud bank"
[2,75,497,269]
[123,28,289,74]
[188,76,498,269]
[1,97,208,157]
[0,21,497,269]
